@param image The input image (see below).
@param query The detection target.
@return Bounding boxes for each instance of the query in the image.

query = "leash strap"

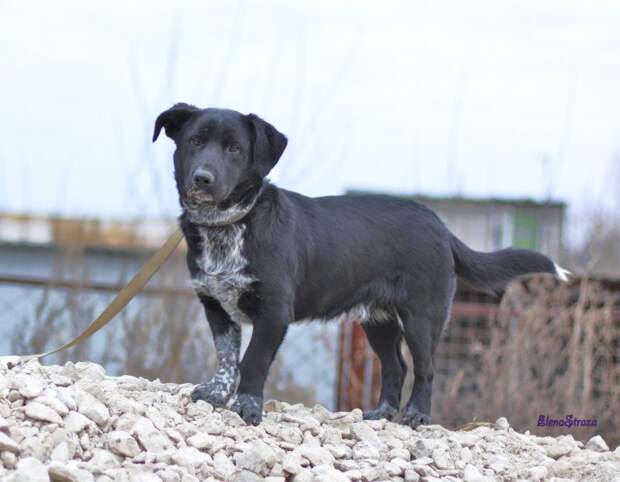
[20,228,184,361]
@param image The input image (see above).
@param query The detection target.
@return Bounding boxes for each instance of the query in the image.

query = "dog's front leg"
[231,311,289,425]
[191,296,241,407]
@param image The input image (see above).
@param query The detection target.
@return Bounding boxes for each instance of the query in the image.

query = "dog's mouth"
[182,182,261,226]
[185,188,218,208]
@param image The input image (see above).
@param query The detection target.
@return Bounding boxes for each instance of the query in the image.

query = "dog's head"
[153,103,287,224]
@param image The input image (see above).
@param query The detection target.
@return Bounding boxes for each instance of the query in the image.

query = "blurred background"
[1,0,619,445]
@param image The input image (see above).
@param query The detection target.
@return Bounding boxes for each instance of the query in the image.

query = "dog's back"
[268,189,456,322]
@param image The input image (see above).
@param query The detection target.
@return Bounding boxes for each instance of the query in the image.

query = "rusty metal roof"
[0,212,177,250]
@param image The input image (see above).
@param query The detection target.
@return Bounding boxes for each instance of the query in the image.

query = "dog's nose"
[193,170,215,190]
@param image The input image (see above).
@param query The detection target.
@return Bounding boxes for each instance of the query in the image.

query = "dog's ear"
[153,103,199,142]
[247,113,288,177]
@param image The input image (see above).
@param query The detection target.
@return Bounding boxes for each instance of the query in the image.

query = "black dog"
[153,103,569,426]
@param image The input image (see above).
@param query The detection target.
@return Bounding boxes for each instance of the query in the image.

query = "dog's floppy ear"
[247,113,288,177]
[153,103,199,142]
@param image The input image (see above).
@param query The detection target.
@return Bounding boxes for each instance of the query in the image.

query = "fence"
[337,276,620,448]
[0,243,339,409]
[336,286,498,411]
[2,246,619,448]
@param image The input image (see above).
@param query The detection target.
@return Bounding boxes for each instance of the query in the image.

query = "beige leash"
[20,228,184,361]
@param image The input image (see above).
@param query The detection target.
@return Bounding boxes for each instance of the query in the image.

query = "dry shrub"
[10,256,216,384]
[434,276,620,447]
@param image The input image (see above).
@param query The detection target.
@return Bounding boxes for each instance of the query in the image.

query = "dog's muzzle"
[186,187,216,207]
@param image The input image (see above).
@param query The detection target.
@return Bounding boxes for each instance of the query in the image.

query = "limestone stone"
[0,431,20,453]
[50,374,73,387]
[34,396,70,416]
[127,472,161,482]
[350,422,385,451]
[57,389,78,412]
[48,461,95,482]
[291,468,314,482]
[26,401,64,425]
[199,414,225,435]
[463,464,484,482]
[1,360,618,482]
[282,448,306,474]
[324,443,351,459]
[413,438,446,458]
[186,432,216,450]
[51,442,74,463]
[352,441,381,460]
[233,439,278,476]
[298,445,335,466]
[156,469,180,482]
[13,457,49,482]
[213,450,236,478]
[170,446,212,469]
[232,470,263,482]
[585,435,609,452]
[494,417,509,430]
[12,374,45,399]
[0,415,9,432]
[75,390,110,426]
[1,450,17,469]
[106,431,141,458]
[89,449,121,469]
[389,448,410,460]
[312,463,351,482]
[131,417,172,453]
[527,465,549,480]
[64,412,92,433]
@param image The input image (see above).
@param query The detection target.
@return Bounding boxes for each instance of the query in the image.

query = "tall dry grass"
[434,276,620,447]
[9,254,216,384]
[7,247,317,405]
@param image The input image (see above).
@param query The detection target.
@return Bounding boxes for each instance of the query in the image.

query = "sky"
[1,0,619,243]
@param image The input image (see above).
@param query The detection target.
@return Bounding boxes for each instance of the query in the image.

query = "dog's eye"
[227,143,241,153]
[189,136,204,147]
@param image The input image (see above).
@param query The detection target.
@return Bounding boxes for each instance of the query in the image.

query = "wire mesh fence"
[335,285,500,412]
[336,276,620,448]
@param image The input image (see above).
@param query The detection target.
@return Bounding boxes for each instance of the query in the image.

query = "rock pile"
[0,357,618,482]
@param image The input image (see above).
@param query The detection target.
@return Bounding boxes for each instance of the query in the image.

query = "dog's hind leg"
[398,279,455,428]
[191,295,241,407]
[361,319,406,421]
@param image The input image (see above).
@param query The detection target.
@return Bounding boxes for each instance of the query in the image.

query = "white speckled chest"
[192,224,255,325]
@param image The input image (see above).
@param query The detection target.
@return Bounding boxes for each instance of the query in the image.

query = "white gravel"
[0,357,619,482]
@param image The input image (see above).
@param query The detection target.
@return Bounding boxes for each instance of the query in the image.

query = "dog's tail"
[450,235,570,297]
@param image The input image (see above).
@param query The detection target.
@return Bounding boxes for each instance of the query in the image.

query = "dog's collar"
[183,188,261,227]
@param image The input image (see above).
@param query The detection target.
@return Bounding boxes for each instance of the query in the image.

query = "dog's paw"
[363,401,399,421]
[230,393,263,426]
[191,381,234,407]
[399,407,431,428]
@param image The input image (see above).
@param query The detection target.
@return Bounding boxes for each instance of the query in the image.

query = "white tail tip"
[554,263,571,282]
